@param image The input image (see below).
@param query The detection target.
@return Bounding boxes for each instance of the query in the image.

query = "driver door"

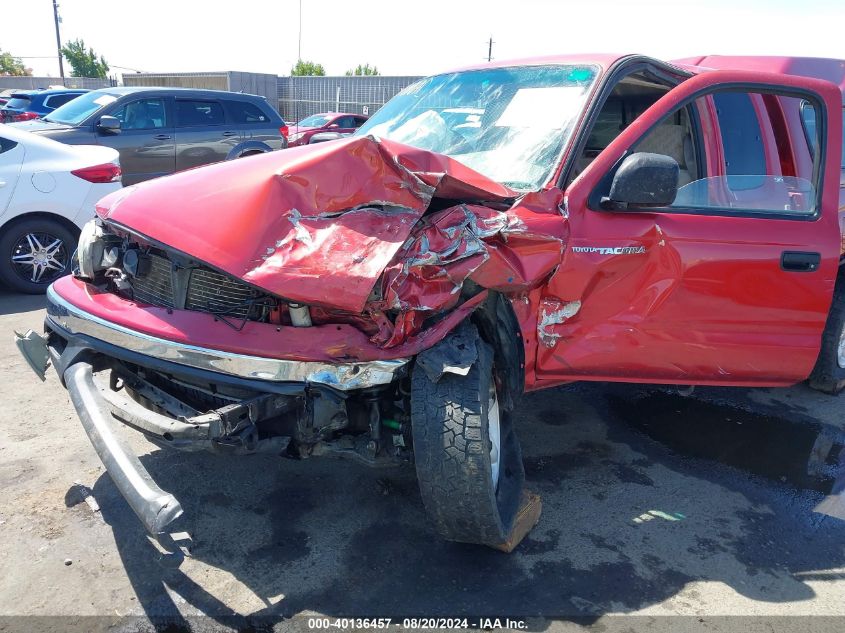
[535,70,843,387]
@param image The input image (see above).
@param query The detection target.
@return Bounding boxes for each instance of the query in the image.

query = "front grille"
[127,251,274,323]
[131,254,175,308]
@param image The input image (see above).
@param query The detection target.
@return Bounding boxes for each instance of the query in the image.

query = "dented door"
[533,70,844,387]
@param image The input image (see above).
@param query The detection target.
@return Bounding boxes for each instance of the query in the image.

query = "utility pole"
[487,36,494,63]
[52,0,65,85]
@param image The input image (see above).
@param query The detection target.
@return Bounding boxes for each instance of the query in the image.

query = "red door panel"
[532,70,844,388]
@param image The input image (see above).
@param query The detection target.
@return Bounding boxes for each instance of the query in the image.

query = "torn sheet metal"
[96,136,515,313]
[538,299,582,347]
[94,135,567,351]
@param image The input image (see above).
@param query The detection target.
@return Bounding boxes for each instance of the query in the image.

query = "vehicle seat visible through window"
[636,121,697,186]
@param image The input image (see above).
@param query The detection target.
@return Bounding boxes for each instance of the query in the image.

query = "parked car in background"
[287,112,368,146]
[0,89,88,123]
[9,87,286,185]
[0,124,121,293]
[308,130,350,144]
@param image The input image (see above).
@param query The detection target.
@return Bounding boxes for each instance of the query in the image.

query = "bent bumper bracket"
[64,361,183,540]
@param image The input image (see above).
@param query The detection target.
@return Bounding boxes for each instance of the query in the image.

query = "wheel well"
[471,291,525,411]
[0,212,82,240]
[239,149,265,158]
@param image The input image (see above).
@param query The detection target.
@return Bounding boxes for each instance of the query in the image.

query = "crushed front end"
[19,135,565,550]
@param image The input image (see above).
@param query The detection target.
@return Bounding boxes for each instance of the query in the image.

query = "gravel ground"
[1,288,844,632]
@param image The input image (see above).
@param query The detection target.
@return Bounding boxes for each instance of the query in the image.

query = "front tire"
[0,217,75,294]
[410,322,526,548]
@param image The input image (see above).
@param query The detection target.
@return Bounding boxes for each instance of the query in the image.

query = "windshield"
[5,96,32,109]
[356,65,598,190]
[43,91,119,125]
[298,114,332,127]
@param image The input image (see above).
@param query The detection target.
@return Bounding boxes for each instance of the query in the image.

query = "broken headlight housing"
[73,219,120,280]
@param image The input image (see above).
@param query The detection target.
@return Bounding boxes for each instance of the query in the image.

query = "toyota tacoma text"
[15,54,845,551]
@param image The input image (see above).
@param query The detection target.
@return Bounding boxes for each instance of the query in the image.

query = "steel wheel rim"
[10,232,68,285]
[489,384,501,489]
[838,321,845,369]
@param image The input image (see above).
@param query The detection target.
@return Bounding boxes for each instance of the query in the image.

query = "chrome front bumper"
[44,285,408,391]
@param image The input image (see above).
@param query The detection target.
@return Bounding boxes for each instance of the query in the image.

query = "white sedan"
[0,124,121,293]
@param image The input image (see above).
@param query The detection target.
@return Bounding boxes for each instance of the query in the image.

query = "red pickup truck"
[16,54,845,552]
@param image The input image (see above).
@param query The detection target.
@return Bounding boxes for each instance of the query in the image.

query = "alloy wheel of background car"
[410,321,525,549]
[0,218,75,294]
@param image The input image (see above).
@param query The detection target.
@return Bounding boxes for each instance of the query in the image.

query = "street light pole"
[52,0,65,85]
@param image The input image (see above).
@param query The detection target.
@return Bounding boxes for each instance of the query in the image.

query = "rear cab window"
[800,101,845,170]
[176,100,225,127]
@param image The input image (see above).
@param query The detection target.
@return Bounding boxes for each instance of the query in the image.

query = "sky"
[2,0,844,79]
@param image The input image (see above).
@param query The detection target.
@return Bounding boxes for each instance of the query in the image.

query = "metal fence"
[122,71,278,106]
[0,76,113,92]
[278,75,422,122]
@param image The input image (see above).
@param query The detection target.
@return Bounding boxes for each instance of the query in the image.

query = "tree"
[290,59,325,76]
[345,64,379,76]
[61,39,109,78]
[0,49,30,76]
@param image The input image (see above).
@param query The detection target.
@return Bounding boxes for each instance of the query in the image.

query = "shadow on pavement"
[88,381,845,628]
[0,288,47,317]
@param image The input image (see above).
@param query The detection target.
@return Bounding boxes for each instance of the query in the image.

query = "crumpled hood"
[96,135,516,313]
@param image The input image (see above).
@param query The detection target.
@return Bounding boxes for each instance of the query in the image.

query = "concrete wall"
[0,76,112,93]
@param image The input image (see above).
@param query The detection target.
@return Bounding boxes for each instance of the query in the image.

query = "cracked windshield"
[357,65,598,190]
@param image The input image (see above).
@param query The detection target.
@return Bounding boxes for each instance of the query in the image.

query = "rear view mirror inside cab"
[601,152,679,210]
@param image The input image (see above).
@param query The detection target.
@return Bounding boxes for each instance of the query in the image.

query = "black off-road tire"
[809,271,845,394]
[0,217,76,294]
[410,323,525,547]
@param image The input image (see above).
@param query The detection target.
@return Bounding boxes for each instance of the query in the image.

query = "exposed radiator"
[128,252,273,322]
[130,254,175,308]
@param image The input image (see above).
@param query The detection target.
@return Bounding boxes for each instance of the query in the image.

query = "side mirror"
[327,122,340,129]
[97,115,121,133]
[602,152,679,210]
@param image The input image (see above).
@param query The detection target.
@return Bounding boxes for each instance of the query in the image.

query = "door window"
[44,94,79,109]
[113,98,168,130]
[334,116,355,128]
[176,100,225,127]
[613,88,823,216]
[223,100,269,123]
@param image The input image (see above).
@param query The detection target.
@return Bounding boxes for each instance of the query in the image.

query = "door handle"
[222,131,238,137]
[0,181,6,188]
[781,251,821,272]
[154,134,172,140]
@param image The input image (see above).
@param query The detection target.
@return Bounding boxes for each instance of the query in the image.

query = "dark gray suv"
[10,87,287,185]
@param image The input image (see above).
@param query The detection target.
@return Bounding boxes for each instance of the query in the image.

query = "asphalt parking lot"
[1,288,845,632]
